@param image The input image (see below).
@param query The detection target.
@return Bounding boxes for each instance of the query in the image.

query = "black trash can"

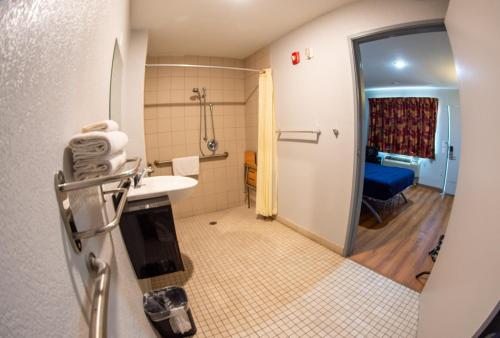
[144,287,197,338]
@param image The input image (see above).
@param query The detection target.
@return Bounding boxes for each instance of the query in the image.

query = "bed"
[362,163,415,223]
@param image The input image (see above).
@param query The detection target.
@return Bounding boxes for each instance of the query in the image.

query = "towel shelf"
[154,152,229,167]
[58,157,141,192]
[54,157,141,253]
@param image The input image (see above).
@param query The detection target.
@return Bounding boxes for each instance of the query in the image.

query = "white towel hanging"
[172,156,199,176]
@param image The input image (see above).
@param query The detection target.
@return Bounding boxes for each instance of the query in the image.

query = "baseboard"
[275,215,344,256]
[416,183,454,196]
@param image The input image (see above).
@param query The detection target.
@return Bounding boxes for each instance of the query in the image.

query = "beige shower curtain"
[256,68,278,217]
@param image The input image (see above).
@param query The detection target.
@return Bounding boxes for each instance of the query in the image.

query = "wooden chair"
[244,151,257,208]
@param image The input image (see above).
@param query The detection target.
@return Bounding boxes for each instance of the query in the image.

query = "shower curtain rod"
[145,63,262,73]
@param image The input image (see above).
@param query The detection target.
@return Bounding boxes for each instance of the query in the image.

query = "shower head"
[192,88,199,93]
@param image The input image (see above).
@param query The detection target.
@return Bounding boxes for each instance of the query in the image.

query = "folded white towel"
[82,120,119,133]
[172,156,199,176]
[73,150,127,181]
[69,130,128,161]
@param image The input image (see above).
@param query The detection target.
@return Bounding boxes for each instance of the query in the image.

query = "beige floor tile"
[151,206,419,337]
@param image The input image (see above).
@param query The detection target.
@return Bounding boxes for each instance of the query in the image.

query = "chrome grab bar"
[58,158,141,192]
[275,129,322,135]
[87,253,110,338]
[154,152,229,167]
[73,187,128,240]
[54,158,140,253]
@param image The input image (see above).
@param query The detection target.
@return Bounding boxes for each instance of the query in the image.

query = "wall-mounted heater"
[382,155,421,182]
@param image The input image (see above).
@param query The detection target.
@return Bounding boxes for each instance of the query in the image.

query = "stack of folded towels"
[69,120,128,180]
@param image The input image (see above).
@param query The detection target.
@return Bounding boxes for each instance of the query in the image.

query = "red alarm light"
[291,51,300,65]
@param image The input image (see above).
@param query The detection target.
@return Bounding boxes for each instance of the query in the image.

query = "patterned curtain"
[368,97,438,159]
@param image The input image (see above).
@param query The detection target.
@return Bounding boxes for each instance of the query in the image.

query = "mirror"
[109,39,123,125]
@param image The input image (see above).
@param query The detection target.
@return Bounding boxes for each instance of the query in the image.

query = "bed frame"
[362,192,408,224]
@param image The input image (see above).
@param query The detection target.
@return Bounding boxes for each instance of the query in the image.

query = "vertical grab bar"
[87,253,111,338]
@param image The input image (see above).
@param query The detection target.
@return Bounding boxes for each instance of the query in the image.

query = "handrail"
[275,129,322,135]
[154,152,229,167]
[57,157,141,192]
[87,253,110,338]
[54,158,139,253]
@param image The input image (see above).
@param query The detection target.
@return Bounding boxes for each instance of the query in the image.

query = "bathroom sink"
[127,176,198,203]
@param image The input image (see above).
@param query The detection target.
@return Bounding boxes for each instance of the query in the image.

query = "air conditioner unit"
[382,155,421,181]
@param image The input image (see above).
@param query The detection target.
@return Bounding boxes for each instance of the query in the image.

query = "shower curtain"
[256,68,278,217]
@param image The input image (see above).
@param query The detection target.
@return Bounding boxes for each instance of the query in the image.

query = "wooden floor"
[350,185,454,292]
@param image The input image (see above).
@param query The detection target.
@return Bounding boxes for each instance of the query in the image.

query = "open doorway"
[346,22,461,292]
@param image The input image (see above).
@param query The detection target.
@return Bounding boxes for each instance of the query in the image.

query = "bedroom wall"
[364,88,461,194]
[269,0,449,250]
[0,1,153,337]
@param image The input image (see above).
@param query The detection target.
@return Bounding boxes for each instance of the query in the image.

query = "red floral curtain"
[368,97,438,159]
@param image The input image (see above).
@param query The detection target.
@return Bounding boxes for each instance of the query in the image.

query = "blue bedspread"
[363,163,414,200]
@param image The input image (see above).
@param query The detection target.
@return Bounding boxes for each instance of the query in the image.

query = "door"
[444,103,461,194]
[418,1,500,337]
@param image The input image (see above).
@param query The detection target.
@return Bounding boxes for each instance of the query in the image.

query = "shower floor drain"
[209,221,217,225]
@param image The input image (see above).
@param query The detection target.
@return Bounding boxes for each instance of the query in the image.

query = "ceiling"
[360,31,458,89]
[131,0,356,59]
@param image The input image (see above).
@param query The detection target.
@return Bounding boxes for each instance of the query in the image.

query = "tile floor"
[152,206,419,337]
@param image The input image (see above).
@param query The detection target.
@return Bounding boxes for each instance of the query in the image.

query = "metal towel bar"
[275,129,322,135]
[87,253,110,338]
[57,158,141,192]
[154,152,229,167]
[54,157,141,253]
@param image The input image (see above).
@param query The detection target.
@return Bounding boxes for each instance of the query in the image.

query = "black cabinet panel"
[119,196,184,279]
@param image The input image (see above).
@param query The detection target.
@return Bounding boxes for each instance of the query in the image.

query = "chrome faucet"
[134,165,154,188]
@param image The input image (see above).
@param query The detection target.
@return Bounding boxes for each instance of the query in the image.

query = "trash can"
[144,287,197,337]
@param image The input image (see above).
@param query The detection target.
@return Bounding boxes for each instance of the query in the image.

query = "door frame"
[343,19,447,256]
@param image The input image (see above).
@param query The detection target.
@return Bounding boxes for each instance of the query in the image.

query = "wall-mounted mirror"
[109,39,123,125]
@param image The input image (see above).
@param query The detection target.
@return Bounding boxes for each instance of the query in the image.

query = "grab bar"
[54,159,139,253]
[87,253,110,338]
[57,158,141,192]
[275,129,322,135]
[154,152,229,167]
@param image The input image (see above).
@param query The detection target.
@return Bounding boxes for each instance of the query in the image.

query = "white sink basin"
[127,175,198,203]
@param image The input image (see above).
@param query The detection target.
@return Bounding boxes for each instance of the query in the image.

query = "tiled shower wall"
[144,56,247,218]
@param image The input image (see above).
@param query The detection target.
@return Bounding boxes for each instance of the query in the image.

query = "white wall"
[270,0,449,249]
[418,0,500,337]
[364,88,461,194]
[0,1,153,337]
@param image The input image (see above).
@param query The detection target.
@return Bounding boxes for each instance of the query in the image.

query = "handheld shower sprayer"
[193,87,218,156]
[207,103,218,154]
[201,87,208,141]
